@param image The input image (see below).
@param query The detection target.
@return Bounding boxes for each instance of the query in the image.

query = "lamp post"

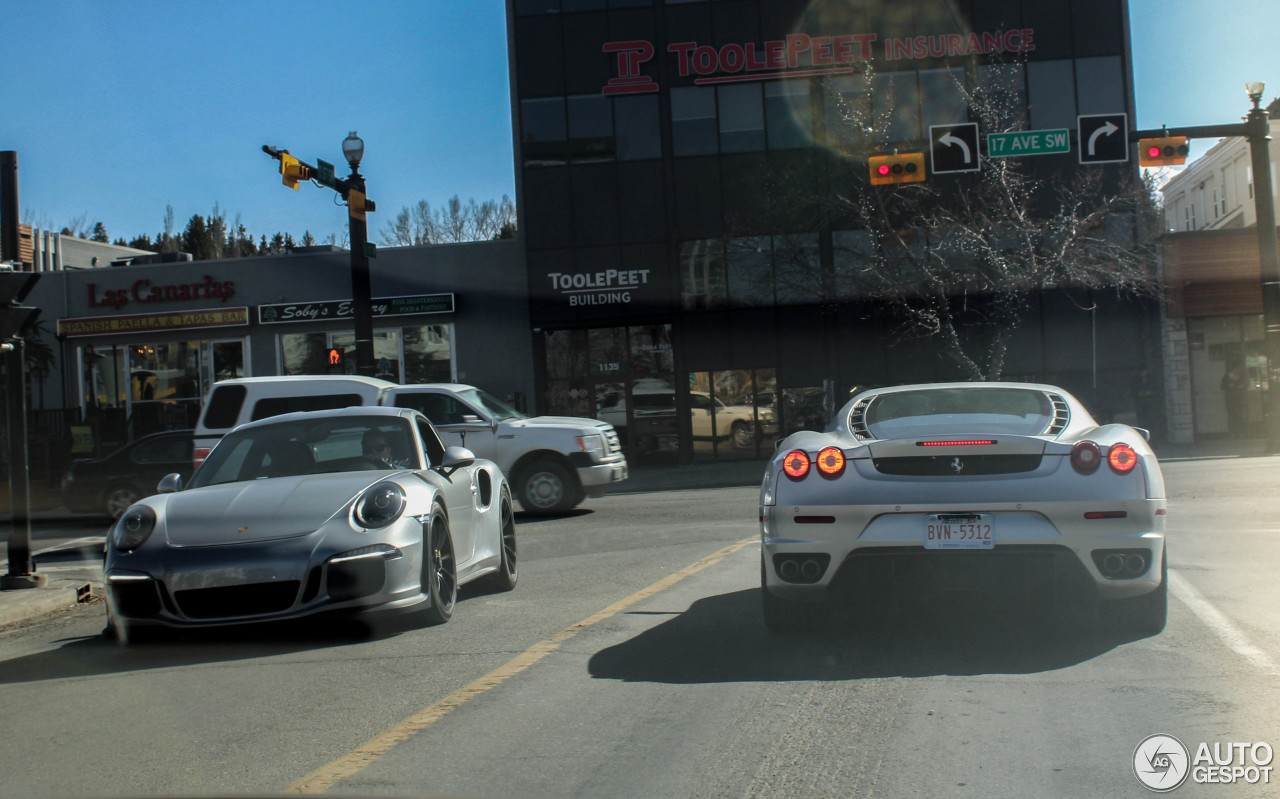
[1242,85,1280,447]
[342,132,376,378]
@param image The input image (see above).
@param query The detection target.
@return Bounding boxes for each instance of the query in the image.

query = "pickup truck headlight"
[576,433,605,460]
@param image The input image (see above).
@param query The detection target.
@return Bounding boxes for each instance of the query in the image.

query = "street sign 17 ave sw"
[986,129,1070,157]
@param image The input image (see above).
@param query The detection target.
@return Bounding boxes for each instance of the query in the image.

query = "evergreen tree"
[90,221,109,242]
[182,214,216,260]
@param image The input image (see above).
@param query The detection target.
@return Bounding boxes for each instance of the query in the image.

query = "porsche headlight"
[113,506,157,552]
[354,481,406,529]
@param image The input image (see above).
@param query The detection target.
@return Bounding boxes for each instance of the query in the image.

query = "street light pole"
[342,132,376,378]
[1243,86,1280,446]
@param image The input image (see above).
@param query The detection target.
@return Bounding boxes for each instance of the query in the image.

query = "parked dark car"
[63,429,194,518]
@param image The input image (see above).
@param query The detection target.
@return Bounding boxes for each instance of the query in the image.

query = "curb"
[0,579,97,629]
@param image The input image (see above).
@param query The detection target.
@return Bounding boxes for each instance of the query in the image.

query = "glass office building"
[507,0,1160,462]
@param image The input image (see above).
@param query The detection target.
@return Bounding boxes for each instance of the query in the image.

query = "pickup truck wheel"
[517,460,575,515]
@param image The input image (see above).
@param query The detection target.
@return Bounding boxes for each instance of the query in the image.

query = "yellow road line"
[286,535,757,794]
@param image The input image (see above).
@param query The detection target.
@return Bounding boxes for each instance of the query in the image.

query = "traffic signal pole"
[261,144,377,378]
[1136,97,1280,446]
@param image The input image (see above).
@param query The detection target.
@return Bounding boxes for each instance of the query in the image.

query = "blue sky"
[4,0,1277,246]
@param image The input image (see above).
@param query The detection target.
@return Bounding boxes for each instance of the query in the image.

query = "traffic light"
[869,153,926,185]
[0,266,41,341]
[280,151,314,190]
[1138,137,1189,167]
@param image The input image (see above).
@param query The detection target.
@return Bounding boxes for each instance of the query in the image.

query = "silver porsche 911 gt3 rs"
[759,382,1166,634]
[103,406,517,640]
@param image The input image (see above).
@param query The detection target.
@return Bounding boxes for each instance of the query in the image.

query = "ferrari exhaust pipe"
[778,559,800,580]
[1124,554,1148,576]
[1101,553,1126,577]
[800,559,822,581]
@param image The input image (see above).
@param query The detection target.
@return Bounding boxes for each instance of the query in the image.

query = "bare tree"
[775,63,1161,380]
[380,194,517,246]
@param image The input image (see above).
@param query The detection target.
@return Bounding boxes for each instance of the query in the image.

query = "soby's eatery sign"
[603,27,1035,94]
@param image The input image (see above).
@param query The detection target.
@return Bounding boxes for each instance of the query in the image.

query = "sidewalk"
[0,436,1268,631]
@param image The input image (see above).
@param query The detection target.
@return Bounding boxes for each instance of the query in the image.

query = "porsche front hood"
[162,474,376,547]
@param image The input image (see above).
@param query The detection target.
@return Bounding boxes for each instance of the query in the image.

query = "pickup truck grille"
[604,427,622,454]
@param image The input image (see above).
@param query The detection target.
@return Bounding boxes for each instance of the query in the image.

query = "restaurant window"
[79,337,241,438]
[403,325,454,383]
[329,330,402,382]
[278,327,451,383]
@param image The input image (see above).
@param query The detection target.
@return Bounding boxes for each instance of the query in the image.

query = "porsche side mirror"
[440,446,476,472]
[157,473,183,494]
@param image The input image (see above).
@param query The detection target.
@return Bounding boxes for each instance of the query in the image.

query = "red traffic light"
[869,153,926,185]
[1138,136,1189,167]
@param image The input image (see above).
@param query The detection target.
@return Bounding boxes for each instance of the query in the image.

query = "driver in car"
[362,429,397,469]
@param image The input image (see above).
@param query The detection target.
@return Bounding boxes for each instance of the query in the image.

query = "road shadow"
[589,588,1146,683]
[514,508,593,525]
[0,590,490,686]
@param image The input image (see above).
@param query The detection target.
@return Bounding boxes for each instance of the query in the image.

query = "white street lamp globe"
[342,131,364,170]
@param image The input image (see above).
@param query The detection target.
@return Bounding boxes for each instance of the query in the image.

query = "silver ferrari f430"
[760,382,1166,634]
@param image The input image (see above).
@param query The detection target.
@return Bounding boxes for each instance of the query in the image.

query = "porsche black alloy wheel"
[420,506,457,625]
[477,488,518,592]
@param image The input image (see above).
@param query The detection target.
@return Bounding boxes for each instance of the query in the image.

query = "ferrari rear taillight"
[816,446,845,477]
[1070,441,1102,474]
[782,450,810,479]
[1108,442,1138,473]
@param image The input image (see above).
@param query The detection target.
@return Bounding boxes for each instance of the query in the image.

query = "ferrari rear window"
[863,388,1055,438]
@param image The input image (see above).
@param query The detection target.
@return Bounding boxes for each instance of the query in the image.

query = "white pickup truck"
[193,375,628,514]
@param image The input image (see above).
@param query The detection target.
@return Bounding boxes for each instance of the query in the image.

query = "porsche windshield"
[863,388,1056,438]
[189,415,414,487]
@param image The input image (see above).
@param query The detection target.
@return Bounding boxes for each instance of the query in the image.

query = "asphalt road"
[1,456,1278,798]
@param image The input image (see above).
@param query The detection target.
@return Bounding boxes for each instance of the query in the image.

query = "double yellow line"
[287,535,756,794]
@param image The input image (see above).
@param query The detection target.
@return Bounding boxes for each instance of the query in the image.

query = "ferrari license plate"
[924,514,994,549]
